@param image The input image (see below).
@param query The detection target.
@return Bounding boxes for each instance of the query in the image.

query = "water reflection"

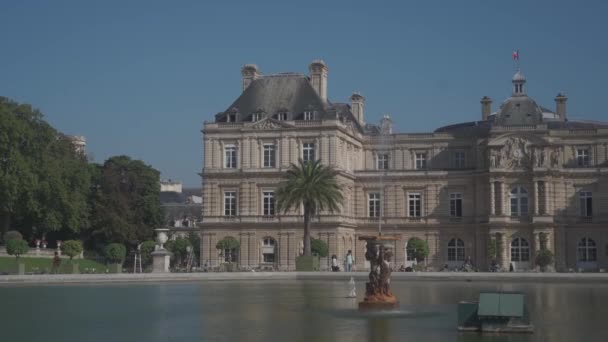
[1,280,607,342]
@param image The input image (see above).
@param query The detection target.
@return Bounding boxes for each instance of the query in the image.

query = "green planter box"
[108,263,123,273]
[59,263,80,274]
[296,256,320,271]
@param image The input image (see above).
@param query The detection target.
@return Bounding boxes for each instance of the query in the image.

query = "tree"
[104,243,127,264]
[2,230,22,243]
[311,238,329,257]
[61,240,84,261]
[166,237,192,266]
[0,97,91,239]
[216,237,240,263]
[407,238,429,263]
[276,159,343,256]
[487,233,503,262]
[535,249,554,272]
[88,156,163,248]
[6,239,29,260]
[139,240,157,265]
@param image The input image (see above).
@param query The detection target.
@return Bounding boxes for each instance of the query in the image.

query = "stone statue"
[535,148,546,167]
[359,236,398,310]
[550,147,560,167]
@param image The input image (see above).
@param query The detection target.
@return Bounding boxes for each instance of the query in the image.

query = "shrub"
[139,240,157,264]
[104,243,127,264]
[167,238,192,265]
[535,249,554,271]
[61,240,84,261]
[311,238,329,257]
[3,230,23,243]
[487,233,503,262]
[6,239,29,260]
[407,238,429,263]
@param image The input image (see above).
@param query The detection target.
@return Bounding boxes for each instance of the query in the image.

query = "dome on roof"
[495,96,543,126]
[512,70,526,82]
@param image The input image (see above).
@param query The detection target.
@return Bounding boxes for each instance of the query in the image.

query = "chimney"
[309,59,328,102]
[480,96,492,121]
[241,64,260,91]
[350,92,365,124]
[380,115,393,135]
[555,92,567,120]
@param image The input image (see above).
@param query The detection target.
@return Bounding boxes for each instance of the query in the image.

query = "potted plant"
[6,239,29,275]
[60,240,84,274]
[535,249,554,272]
[104,243,126,273]
[216,237,240,272]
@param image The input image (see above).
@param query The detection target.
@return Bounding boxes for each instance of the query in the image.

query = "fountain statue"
[358,235,399,310]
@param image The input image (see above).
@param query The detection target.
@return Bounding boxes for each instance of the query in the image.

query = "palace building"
[199,60,608,272]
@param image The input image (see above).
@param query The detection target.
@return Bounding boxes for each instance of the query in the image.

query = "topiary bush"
[215,237,239,263]
[61,240,84,261]
[167,237,193,266]
[311,238,329,258]
[535,249,554,271]
[407,238,429,263]
[139,240,157,265]
[3,230,23,243]
[6,239,29,260]
[104,243,127,264]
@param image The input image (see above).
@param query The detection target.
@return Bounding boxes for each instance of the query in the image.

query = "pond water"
[1,279,607,342]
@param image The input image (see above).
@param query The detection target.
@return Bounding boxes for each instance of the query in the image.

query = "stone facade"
[199,60,608,272]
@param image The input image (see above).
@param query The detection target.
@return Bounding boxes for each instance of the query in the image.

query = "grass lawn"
[0,257,108,274]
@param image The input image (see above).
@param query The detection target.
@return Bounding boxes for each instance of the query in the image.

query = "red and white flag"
[512,50,519,61]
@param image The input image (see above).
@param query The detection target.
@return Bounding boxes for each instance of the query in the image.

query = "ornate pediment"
[250,118,293,130]
[486,133,556,170]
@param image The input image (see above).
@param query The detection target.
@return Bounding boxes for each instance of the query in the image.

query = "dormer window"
[251,113,260,122]
[303,111,313,120]
[227,114,236,122]
[277,112,287,121]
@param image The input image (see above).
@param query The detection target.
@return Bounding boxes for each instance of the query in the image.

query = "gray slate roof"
[494,96,543,126]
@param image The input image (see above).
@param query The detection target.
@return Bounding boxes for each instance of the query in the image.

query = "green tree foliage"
[535,249,554,271]
[276,160,343,256]
[187,232,200,263]
[487,233,503,262]
[407,238,429,263]
[216,236,239,263]
[166,237,192,266]
[61,240,84,261]
[311,238,329,257]
[0,97,91,238]
[2,230,22,243]
[88,156,163,248]
[6,239,29,260]
[139,240,157,265]
[104,243,127,263]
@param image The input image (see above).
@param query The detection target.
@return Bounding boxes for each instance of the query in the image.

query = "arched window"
[511,237,530,262]
[510,186,529,217]
[447,238,465,262]
[577,237,597,262]
[262,237,276,263]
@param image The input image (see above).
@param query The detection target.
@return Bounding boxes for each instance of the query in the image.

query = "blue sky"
[1,0,607,186]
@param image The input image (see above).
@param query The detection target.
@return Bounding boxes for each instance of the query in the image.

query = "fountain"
[347,277,357,298]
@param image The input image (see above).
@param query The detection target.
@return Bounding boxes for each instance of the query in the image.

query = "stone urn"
[358,235,399,310]
[155,228,170,250]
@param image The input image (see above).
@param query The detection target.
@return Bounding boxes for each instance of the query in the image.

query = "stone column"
[499,182,506,216]
[544,180,550,215]
[490,181,496,215]
[534,181,540,215]
[499,233,509,271]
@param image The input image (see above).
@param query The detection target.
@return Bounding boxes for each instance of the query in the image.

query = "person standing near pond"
[331,254,339,272]
[52,251,61,274]
[345,250,354,272]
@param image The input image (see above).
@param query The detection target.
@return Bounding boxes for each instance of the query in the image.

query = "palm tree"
[276,159,343,256]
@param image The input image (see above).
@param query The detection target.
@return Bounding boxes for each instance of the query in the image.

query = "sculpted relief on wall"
[488,136,561,170]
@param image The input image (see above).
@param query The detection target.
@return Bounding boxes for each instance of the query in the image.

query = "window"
[450,193,463,217]
[262,238,276,263]
[263,144,276,168]
[579,191,592,217]
[447,238,465,262]
[368,193,381,218]
[227,114,236,122]
[454,151,465,168]
[251,113,260,122]
[510,237,530,262]
[224,191,237,216]
[263,191,275,216]
[577,237,597,262]
[576,149,590,167]
[225,144,237,168]
[408,193,421,217]
[277,112,287,121]
[510,186,529,217]
[302,143,315,162]
[415,153,427,169]
[377,153,389,170]
[303,111,313,120]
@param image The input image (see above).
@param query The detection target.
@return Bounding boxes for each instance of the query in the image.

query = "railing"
[492,125,546,132]
[294,120,322,127]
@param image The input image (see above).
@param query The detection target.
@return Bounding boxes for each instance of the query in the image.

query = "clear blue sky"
[2,0,607,186]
